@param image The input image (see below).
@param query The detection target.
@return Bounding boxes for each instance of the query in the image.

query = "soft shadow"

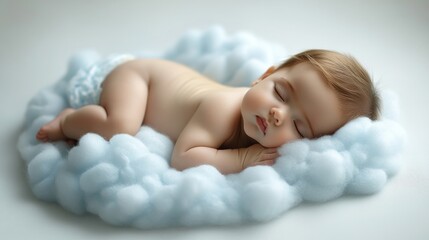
[10,121,35,202]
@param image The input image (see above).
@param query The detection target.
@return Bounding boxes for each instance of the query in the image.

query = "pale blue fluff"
[17,26,405,228]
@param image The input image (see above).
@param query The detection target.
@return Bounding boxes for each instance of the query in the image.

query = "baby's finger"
[252,160,275,166]
[264,148,278,154]
[261,151,279,161]
[259,153,279,161]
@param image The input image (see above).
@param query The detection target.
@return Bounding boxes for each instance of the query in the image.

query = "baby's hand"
[239,144,279,170]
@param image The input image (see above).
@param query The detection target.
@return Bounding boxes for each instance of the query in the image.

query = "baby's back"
[130,59,233,141]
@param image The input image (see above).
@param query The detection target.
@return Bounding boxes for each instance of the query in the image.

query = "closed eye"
[294,120,304,138]
[274,84,285,102]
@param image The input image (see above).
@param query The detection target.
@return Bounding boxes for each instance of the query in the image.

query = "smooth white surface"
[1,0,428,239]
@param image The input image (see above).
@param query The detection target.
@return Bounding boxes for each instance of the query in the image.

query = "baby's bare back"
[130,59,240,142]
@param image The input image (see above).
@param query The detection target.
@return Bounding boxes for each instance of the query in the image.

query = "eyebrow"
[283,79,315,138]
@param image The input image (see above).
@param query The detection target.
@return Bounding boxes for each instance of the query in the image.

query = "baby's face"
[241,62,346,148]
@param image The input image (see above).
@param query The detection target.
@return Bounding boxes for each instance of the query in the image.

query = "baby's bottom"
[37,64,148,141]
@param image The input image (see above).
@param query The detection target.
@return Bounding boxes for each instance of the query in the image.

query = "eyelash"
[294,121,304,138]
[274,84,285,102]
[274,84,303,138]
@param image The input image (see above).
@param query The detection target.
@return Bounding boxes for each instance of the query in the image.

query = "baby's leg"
[36,108,75,142]
[36,66,148,141]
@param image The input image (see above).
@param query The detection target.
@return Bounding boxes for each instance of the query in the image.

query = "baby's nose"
[270,107,285,126]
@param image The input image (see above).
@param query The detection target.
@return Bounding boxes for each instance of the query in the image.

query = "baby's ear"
[251,66,276,86]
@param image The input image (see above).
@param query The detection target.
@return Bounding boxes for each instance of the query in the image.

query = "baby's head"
[278,49,380,120]
[241,49,380,147]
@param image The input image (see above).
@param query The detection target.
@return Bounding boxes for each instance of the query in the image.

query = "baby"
[36,49,380,174]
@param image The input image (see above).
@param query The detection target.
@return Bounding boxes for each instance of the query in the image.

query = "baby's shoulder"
[202,88,247,113]
[197,88,248,133]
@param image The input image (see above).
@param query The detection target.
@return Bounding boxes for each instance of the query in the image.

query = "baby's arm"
[171,95,278,174]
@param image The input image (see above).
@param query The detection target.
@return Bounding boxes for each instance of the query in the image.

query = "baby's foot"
[36,108,74,142]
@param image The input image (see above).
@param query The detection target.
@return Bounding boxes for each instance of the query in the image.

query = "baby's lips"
[256,115,268,135]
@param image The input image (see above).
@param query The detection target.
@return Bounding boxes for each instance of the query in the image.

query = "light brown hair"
[278,49,380,121]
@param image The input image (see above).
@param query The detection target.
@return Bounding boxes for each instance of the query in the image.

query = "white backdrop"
[1,0,428,239]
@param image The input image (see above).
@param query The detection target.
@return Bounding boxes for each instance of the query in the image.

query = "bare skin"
[36,59,345,174]
[36,108,75,141]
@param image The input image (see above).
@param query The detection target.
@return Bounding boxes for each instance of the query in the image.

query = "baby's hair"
[277,49,380,121]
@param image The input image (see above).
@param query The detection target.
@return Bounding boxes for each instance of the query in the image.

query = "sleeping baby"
[36,49,380,174]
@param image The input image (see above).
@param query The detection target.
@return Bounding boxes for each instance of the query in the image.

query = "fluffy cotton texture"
[18,26,405,228]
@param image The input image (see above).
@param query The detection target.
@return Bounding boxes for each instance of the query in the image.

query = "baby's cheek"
[244,89,265,108]
[272,130,296,147]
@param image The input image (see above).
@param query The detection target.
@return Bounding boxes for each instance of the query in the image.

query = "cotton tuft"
[17,26,405,228]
